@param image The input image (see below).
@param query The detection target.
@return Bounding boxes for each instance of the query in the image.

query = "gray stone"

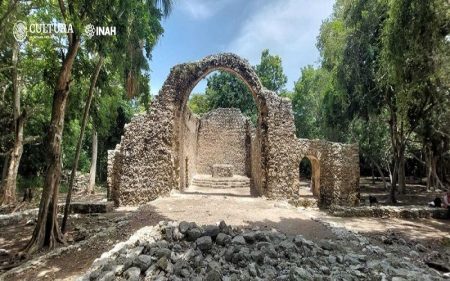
[232,235,246,245]
[155,248,172,259]
[205,269,222,281]
[242,232,256,244]
[124,267,141,281]
[186,228,202,241]
[179,221,190,234]
[203,225,220,238]
[98,271,115,281]
[196,236,213,251]
[156,256,169,271]
[289,267,312,281]
[133,254,152,271]
[415,244,427,252]
[216,233,231,246]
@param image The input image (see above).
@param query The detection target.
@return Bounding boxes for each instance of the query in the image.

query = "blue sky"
[149,0,335,95]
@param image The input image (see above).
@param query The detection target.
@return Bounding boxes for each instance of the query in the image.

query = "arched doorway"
[299,155,320,197]
[162,54,269,194]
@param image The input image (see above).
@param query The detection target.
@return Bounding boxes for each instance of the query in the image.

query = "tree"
[0,41,24,205]
[22,0,82,254]
[61,0,171,233]
[87,129,97,194]
[204,71,257,122]
[291,66,329,139]
[188,93,210,115]
[255,49,287,93]
[380,0,449,197]
[61,56,104,233]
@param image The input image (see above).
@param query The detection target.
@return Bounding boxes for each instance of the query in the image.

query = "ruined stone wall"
[111,99,177,206]
[110,53,360,207]
[262,91,301,199]
[296,139,360,207]
[196,108,249,176]
[179,110,200,189]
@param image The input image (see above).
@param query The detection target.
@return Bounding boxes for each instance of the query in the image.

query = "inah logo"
[84,24,95,38]
[13,21,27,42]
[84,24,116,38]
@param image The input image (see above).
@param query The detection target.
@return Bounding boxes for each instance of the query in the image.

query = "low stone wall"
[329,206,449,219]
[61,170,90,192]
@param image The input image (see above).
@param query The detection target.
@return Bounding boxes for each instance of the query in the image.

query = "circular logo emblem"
[84,24,95,38]
[13,21,27,42]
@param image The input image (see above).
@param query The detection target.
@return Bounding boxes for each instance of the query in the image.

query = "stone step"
[191,175,251,189]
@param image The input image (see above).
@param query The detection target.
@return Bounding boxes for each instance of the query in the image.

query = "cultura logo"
[13,21,27,42]
[12,21,74,41]
[84,24,96,38]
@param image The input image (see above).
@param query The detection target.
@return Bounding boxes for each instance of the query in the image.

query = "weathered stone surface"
[196,236,213,251]
[203,225,220,238]
[211,164,234,178]
[216,233,231,246]
[329,205,450,219]
[186,227,202,241]
[108,53,360,207]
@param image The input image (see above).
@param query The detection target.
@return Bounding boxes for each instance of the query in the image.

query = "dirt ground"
[1,183,449,280]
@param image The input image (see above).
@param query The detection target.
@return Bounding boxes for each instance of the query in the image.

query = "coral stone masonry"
[107,53,360,207]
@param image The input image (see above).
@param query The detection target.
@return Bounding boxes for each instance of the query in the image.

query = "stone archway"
[299,155,321,197]
[158,54,270,192]
[108,53,360,207]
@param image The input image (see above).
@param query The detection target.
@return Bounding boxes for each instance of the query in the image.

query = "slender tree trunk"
[87,130,97,194]
[0,41,24,206]
[431,155,444,190]
[425,146,433,190]
[398,149,406,194]
[388,105,398,204]
[371,164,375,185]
[390,159,398,204]
[371,160,387,190]
[22,38,80,255]
[61,56,103,233]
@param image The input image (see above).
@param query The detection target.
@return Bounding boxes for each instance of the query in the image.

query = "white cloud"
[227,0,334,87]
[178,0,233,20]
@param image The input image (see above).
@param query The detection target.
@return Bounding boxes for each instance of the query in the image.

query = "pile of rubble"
[80,220,445,281]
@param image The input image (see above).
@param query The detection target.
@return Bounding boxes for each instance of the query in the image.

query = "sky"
[149,0,335,95]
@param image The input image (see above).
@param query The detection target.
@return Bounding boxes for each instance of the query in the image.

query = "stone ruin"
[107,53,360,207]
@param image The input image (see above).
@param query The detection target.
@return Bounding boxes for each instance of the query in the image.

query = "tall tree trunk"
[425,146,434,190]
[0,41,23,206]
[398,149,406,194]
[388,105,399,204]
[61,56,103,233]
[22,38,80,255]
[390,159,398,204]
[87,130,97,194]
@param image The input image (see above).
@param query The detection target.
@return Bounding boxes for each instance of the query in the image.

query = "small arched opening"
[299,156,320,197]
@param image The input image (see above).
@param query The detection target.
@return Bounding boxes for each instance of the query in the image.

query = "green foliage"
[255,49,287,93]
[291,66,328,139]
[204,71,257,122]
[188,93,210,115]
[303,0,450,183]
